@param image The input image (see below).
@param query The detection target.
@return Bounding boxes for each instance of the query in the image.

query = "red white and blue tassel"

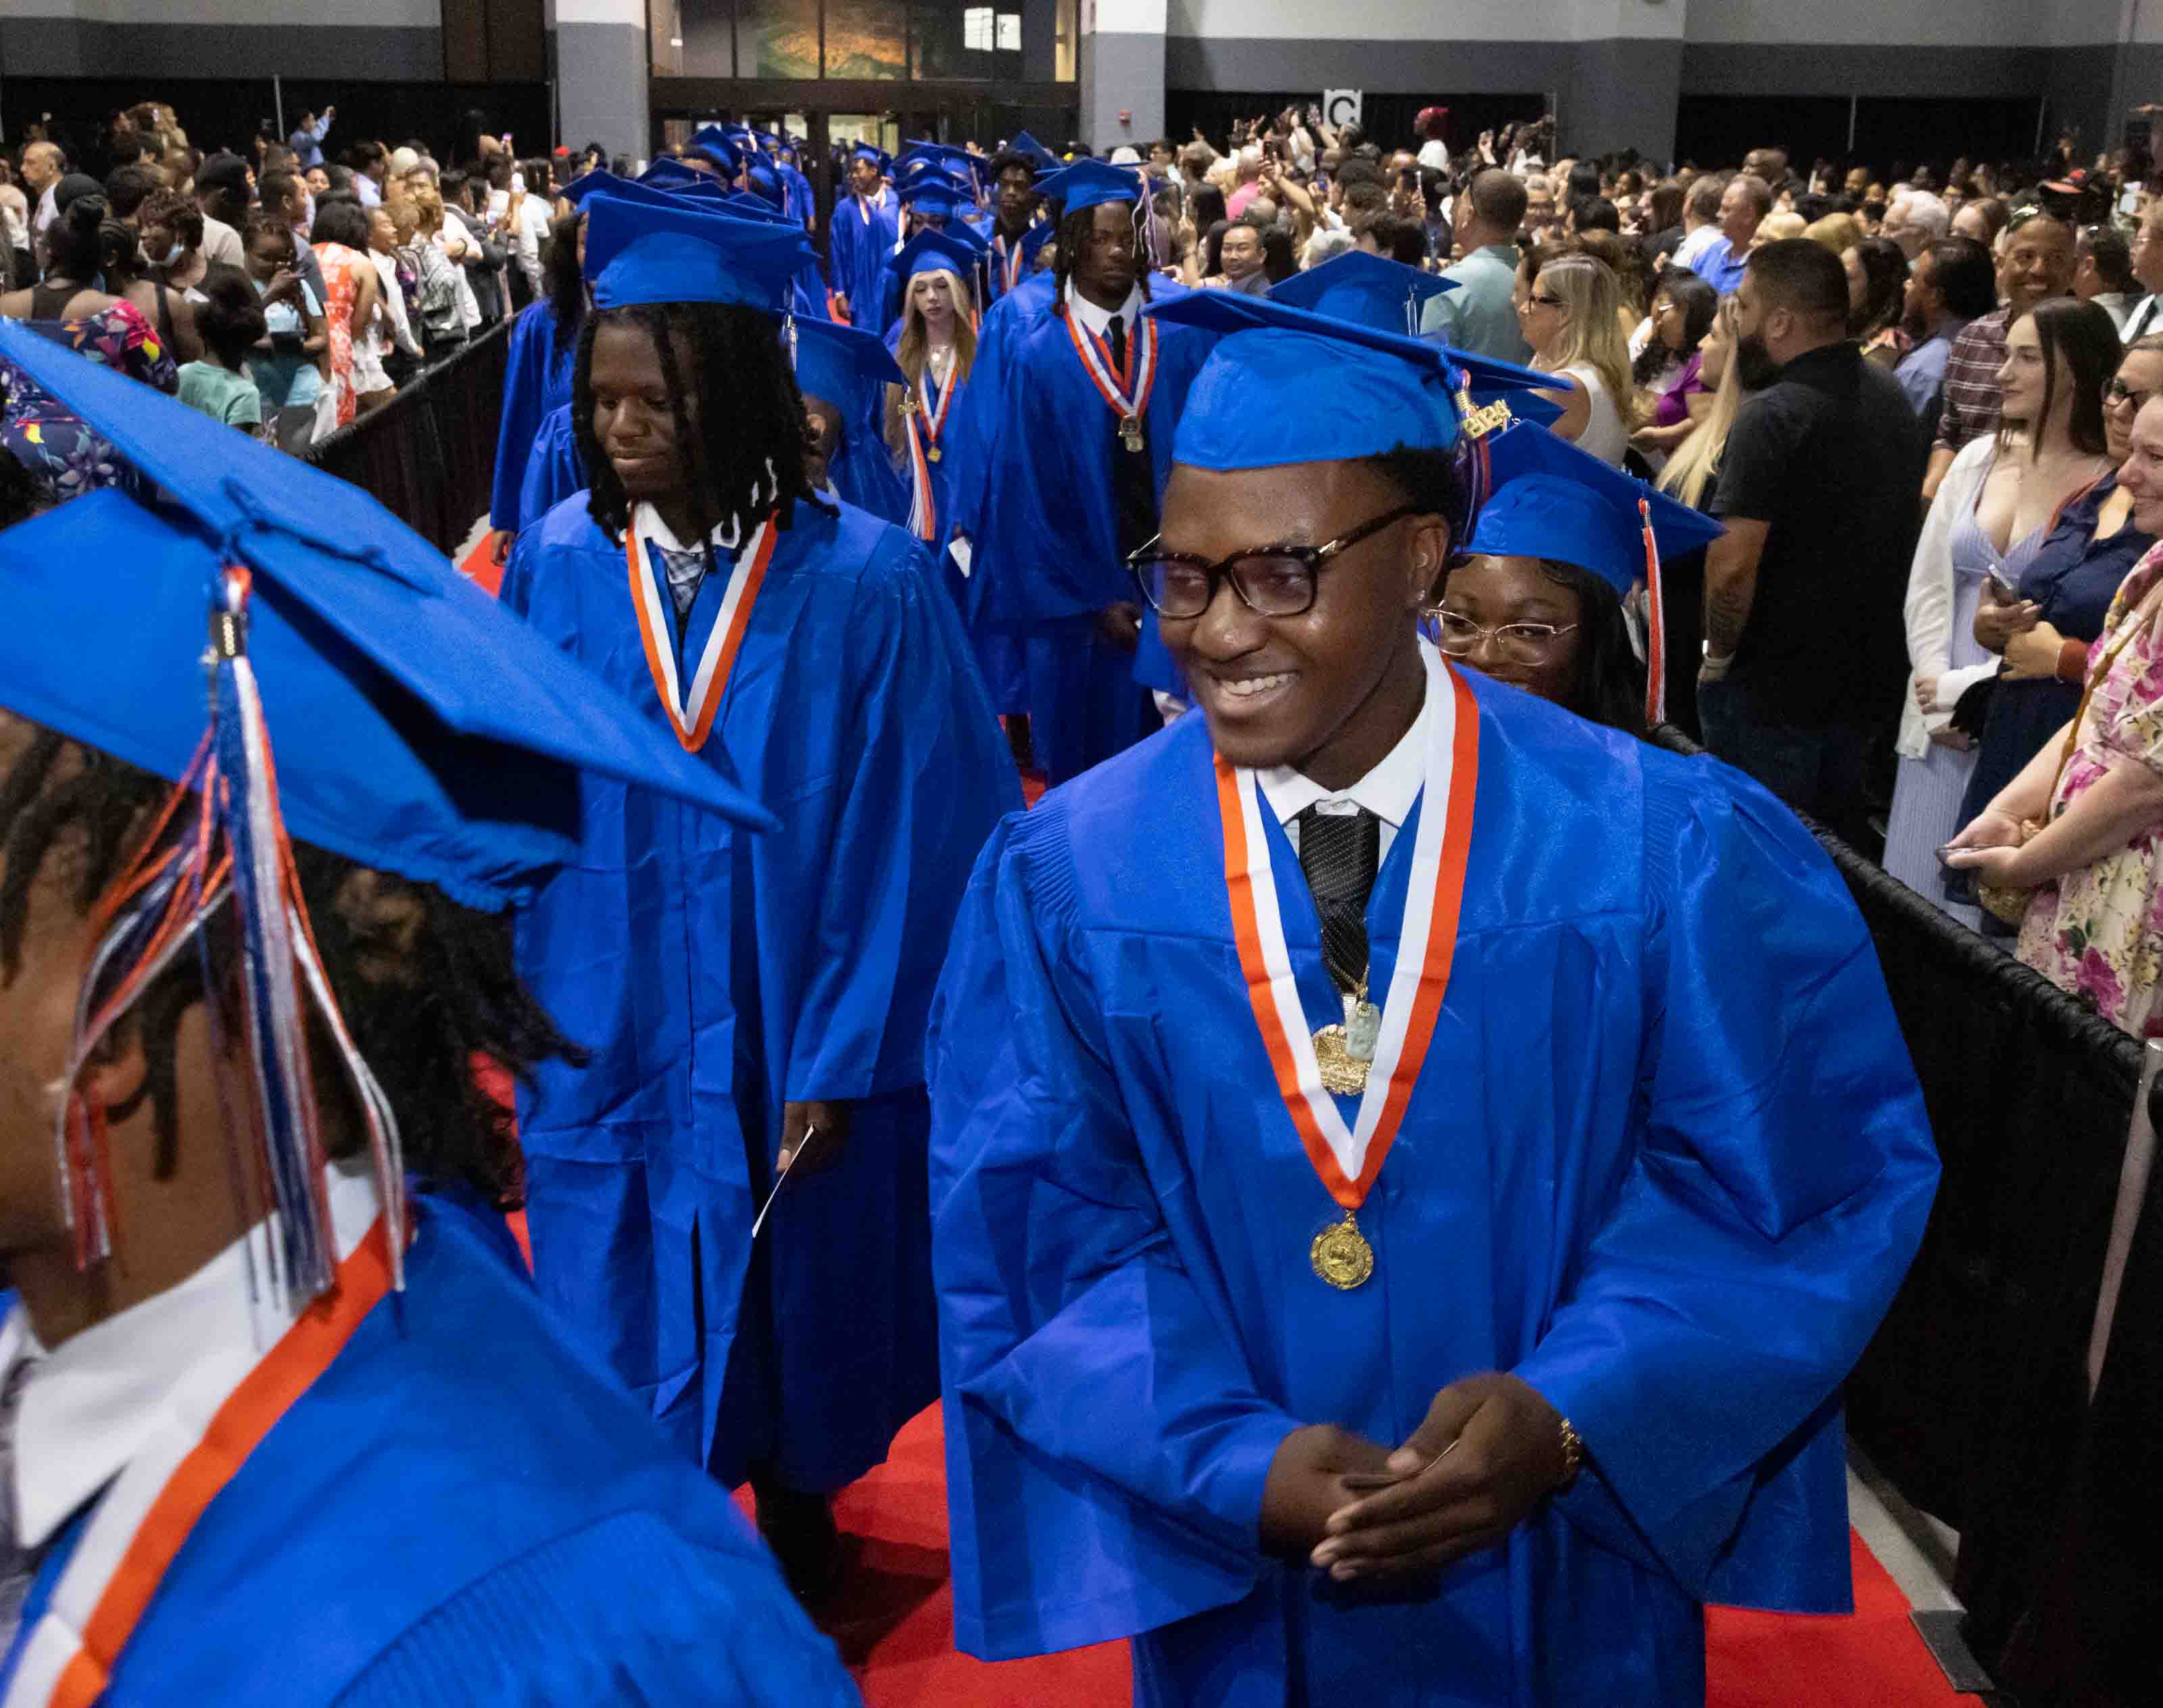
[55,566,405,1307]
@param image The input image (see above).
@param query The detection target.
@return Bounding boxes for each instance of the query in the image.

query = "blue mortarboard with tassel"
[0,318,775,1305]
[1034,157,1144,212]
[1467,419,1726,725]
[1267,251,1455,336]
[583,193,815,312]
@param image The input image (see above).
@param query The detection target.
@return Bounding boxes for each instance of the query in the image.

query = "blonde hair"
[1529,251,1636,427]
[1803,212,1860,255]
[1754,210,1805,247]
[408,183,445,235]
[888,268,979,449]
[1659,297,1744,511]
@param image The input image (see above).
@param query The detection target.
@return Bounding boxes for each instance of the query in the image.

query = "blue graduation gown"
[986,223,1052,306]
[819,380,909,527]
[927,670,1939,1705]
[502,493,1018,1490]
[0,1188,858,1707]
[489,298,577,532]
[899,360,1025,712]
[829,193,900,326]
[515,401,587,533]
[967,291,1213,781]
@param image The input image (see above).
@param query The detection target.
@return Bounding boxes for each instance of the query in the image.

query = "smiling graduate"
[927,291,1939,1705]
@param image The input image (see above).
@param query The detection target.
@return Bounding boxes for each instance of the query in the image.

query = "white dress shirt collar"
[1255,668,1430,866]
[6,1161,383,1548]
[1065,277,1142,340]
[633,499,746,553]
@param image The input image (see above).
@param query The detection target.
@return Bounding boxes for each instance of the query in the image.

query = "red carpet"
[460,529,504,596]
[478,570,1950,1699]
[744,1405,1956,1706]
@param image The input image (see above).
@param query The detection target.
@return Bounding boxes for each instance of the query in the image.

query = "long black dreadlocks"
[573,300,833,560]
[1050,202,1155,314]
[546,210,589,358]
[0,730,583,1203]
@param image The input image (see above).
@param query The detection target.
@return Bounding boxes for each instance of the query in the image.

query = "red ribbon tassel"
[1639,496,1666,730]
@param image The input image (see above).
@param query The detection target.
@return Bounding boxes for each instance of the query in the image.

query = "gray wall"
[0,15,443,78]
[1161,35,1683,159]
[1082,30,1167,153]
[558,18,650,160]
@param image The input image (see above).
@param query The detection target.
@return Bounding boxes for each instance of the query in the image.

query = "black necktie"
[1298,806,1380,995]
[1100,312,1157,560]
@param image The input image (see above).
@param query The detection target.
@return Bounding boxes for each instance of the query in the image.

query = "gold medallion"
[1310,1212,1374,1290]
[1120,414,1146,453]
[927,445,943,463]
[1311,1024,1370,1096]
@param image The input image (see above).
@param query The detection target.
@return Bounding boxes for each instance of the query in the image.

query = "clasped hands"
[1260,1373,1569,1582]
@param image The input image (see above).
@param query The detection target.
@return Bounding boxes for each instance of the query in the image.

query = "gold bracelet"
[1556,1416,1584,1489]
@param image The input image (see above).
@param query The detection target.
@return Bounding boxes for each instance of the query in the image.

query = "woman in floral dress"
[1949,539,2163,1034]
[1,192,179,499]
[309,199,382,430]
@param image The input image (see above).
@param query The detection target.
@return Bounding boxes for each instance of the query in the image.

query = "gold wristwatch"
[1556,1416,1584,1489]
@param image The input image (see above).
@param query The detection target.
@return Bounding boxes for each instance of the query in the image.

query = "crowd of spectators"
[18,90,2163,1035]
[1,101,616,456]
[1136,112,2163,1033]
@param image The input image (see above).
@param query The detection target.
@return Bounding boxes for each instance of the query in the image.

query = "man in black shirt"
[1699,239,1928,848]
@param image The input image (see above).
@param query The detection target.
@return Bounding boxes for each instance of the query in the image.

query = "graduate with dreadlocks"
[0,320,860,1705]
[961,158,1213,783]
[500,193,1017,1598]
[512,170,835,532]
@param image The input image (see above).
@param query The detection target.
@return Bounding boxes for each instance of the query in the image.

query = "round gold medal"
[1310,1213,1374,1290]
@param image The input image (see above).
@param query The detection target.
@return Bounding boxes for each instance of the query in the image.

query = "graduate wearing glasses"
[1448,418,1727,737]
[927,288,1939,1704]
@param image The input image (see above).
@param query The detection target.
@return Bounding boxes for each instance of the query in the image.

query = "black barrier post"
[1649,723,2145,1689]
[303,320,514,556]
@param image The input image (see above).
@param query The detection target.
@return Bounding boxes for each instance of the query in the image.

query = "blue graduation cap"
[583,192,815,313]
[850,142,892,174]
[1466,419,1725,725]
[581,172,725,219]
[0,318,775,1297]
[558,167,618,207]
[714,188,798,226]
[892,149,951,185]
[742,160,786,207]
[789,316,906,410]
[1267,251,1455,336]
[642,154,715,190]
[682,127,743,175]
[1467,419,1723,596]
[1006,130,1060,174]
[1035,157,1143,212]
[894,227,986,285]
[897,167,974,220]
[1144,287,1561,471]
